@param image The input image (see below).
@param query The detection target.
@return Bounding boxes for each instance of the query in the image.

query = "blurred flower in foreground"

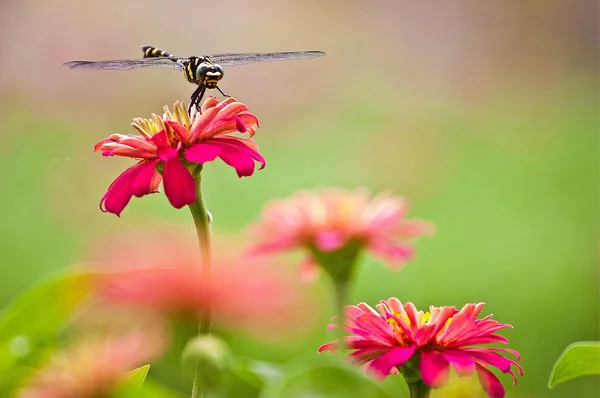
[251,188,433,280]
[96,257,313,338]
[95,97,265,216]
[318,298,522,398]
[83,227,316,338]
[17,328,166,398]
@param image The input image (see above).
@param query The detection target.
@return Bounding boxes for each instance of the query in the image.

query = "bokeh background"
[0,1,598,397]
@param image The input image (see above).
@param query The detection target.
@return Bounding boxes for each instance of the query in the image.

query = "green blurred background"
[0,1,597,397]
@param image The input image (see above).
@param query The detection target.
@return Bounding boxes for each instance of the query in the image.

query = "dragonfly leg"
[188,86,206,114]
[216,86,230,98]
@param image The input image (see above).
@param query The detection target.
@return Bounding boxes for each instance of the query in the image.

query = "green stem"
[312,243,361,357]
[333,279,350,355]
[407,381,431,398]
[188,169,212,398]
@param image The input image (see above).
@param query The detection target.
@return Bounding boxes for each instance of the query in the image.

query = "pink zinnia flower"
[251,188,433,278]
[95,97,265,216]
[17,329,166,398]
[318,298,523,398]
[96,257,314,338]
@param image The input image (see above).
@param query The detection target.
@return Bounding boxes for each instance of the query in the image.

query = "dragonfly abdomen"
[142,45,173,58]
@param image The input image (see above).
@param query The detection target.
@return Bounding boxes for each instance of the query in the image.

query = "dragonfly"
[64,45,325,112]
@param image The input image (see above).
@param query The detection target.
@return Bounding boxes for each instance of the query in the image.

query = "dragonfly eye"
[196,63,223,88]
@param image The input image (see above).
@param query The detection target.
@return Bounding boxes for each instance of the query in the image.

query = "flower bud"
[182,335,232,389]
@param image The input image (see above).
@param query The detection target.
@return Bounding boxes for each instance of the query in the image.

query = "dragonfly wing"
[63,58,184,71]
[208,51,326,66]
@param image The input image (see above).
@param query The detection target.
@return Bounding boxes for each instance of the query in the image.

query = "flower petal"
[100,161,152,216]
[368,238,414,267]
[94,134,158,159]
[190,106,220,141]
[315,231,347,251]
[235,116,247,132]
[369,345,416,378]
[165,120,190,146]
[210,144,253,176]
[249,238,298,256]
[185,143,221,164]
[420,350,450,388]
[156,145,179,163]
[349,314,397,345]
[298,255,320,281]
[217,101,250,119]
[206,114,259,138]
[349,346,391,363]
[317,341,336,353]
[201,96,221,112]
[461,349,514,374]
[415,306,457,346]
[476,365,505,398]
[132,159,160,197]
[227,138,266,170]
[391,219,436,237]
[162,156,196,209]
[439,350,476,376]
[98,145,156,159]
[208,137,266,177]
[150,130,169,149]
[458,302,486,320]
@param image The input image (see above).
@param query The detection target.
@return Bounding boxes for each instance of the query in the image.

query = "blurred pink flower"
[97,257,313,337]
[95,97,265,216]
[318,298,522,398]
[251,188,433,278]
[18,328,166,398]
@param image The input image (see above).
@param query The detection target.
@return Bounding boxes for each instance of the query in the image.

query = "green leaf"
[0,272,95,340]
[548,341,600,388]
[218,358,267,398]
[241,359,282,383]
[125,364,151,386]
[0,271,96,393]
[261,356,393,398]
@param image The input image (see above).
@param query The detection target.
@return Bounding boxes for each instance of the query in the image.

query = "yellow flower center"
[442,317,453,330]
[386,311,451,331]
[130,101,191,138]
[387,311,437,327]
[385,308,455,343]
[422,312,431,324]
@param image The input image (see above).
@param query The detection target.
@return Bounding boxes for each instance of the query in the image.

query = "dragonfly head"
[196,63,224,88]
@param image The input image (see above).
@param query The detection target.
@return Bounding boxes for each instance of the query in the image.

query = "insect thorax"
[184,57,209,85]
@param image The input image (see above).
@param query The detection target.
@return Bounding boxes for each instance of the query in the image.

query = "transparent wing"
[207,51,325,66]
[63,58,185,71]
